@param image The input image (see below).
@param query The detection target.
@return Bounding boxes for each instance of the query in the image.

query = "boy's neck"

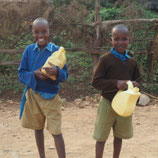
[113,48,126,55]
[38,44,47,50]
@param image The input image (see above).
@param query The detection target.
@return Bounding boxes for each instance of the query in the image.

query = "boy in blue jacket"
[18,17,68,158]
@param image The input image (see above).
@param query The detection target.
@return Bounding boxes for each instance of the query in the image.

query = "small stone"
[7,100,13,104]
[61,107,65,111]
[78,104,84,108]
[138,94,150,106]
[48,146,55,150]
[74,99,82,103]
[75,102,81,106]
[94,94,100,99]
[85,96,91,102]
[83,101,89,106]
[92,103,99,108]
[136,122,140,125]
[3,150,10,153]
[93,99,98,103]
[75,98,83,107]
[61,98,67,103]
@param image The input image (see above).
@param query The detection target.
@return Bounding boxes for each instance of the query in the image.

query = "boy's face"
[32,22,49,48]
[111,29,129,54]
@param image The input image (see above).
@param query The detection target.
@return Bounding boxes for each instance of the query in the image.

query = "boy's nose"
[118,40,124,44]
[38,32,44,36]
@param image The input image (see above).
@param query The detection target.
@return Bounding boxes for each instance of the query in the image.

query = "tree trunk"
[92,0,101,72]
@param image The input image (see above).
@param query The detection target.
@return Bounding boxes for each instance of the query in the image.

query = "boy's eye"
[122,37,128,41]
[114,38,119,41]
[113,37,128,41]
[33,30,48,35]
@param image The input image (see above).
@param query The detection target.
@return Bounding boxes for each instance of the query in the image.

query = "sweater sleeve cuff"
[56,66,64,81]
[26,72,37,90]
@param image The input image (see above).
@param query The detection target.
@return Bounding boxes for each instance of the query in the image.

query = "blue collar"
[110,48,130,61]
[33,42,53,52]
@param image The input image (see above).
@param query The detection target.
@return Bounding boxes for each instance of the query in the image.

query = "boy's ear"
[110,37,112,44]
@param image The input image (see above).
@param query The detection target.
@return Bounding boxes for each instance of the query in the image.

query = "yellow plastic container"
[112,81,141,117]
[41,46,66,80]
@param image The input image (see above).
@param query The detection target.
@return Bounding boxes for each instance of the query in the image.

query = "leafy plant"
[87,7,122,22]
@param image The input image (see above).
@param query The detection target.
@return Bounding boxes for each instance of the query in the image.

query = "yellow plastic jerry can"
[112,80,141,117]
[41,46,66,80]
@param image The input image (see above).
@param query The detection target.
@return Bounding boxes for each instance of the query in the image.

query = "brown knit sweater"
[92,52,141,102]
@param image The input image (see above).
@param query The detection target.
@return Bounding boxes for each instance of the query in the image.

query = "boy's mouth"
[37,38,47,45]
[38,38,45,42]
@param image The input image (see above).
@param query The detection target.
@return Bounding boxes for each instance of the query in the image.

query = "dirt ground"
[0,98,158,158]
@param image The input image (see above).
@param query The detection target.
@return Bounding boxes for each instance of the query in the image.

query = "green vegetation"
[88,7,122,22]
[0,51,97,100]
[0,0,158,99]
[64,51,97,96]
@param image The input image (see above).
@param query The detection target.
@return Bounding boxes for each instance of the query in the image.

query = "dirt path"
[0,99,158,158]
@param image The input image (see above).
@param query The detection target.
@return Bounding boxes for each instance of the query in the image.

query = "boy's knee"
[52,133,62,138]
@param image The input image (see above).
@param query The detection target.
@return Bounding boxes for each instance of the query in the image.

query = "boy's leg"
[96,141,105,158]
[53,134,66,158]
[94,97,116,158]
[113,114,132,158]
[35,129,46,158]
[113,137,122,158]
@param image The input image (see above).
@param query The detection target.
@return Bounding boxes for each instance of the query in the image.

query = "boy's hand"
[132,81,138,87]
[42,62,59,76]
[117,80,128,91]
[34,68,48,80]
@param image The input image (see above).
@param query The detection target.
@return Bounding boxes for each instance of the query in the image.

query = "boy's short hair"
[32,17,49,28]
[112,24,129,35]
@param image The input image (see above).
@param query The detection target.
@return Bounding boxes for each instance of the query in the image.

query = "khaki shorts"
[21,88,62,135]
[93,96,133,142]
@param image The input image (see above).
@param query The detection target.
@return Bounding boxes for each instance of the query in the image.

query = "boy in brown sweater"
[92,24,141,158]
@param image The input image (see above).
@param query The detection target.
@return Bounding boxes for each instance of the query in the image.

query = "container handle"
[127,80,133,90]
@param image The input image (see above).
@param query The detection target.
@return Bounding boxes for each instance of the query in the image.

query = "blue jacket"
[18,42,68,118]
